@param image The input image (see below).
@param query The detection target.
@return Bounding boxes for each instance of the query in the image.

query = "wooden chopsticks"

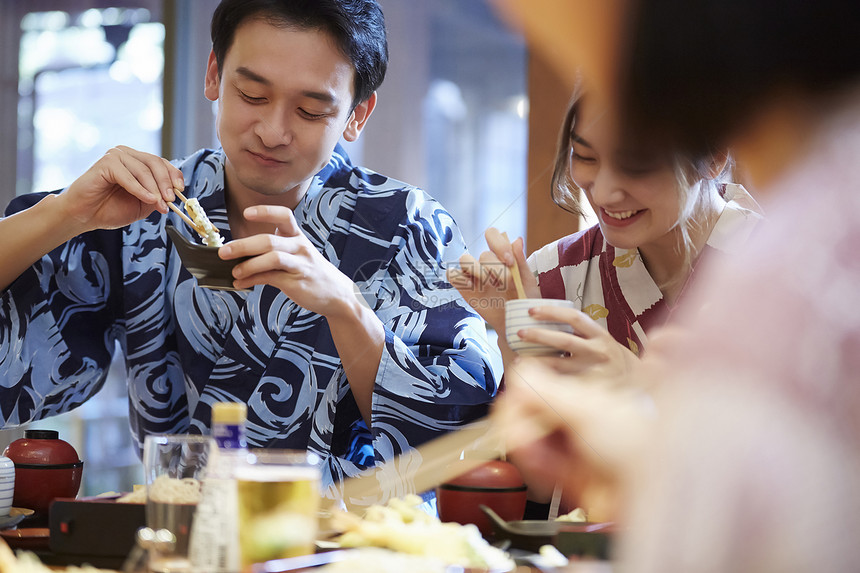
[331,417,505,511]
[167,202,204,235]
[501,232,527,299]
[167,189,205,235]
[329,408,557,512]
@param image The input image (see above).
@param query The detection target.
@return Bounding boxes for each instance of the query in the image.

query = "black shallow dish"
[166,225,250,290]
[481,505,614,559]
[0,507,34,530]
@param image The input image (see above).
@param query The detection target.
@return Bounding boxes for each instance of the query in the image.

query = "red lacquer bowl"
[3,430,83,515]
[437,460,527,537]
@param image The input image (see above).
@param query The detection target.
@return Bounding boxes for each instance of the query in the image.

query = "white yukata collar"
[706,183,765,254]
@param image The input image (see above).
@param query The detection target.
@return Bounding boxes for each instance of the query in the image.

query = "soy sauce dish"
[166,225,250,291]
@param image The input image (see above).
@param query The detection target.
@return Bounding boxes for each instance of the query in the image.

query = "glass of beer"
[234,450,321,567]
[143,434,214,573]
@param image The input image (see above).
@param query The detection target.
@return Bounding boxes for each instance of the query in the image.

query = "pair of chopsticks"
[166,189,205,235]
[332,417,506,511]
[330,409,557,512]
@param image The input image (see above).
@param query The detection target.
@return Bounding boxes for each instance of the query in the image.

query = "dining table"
[2,501,615,573]
[2,420,615,573]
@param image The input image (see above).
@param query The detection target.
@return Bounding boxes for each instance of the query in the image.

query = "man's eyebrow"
[570,132,593,149]
[236,66,271,86]
[235,66,336,104]
[299,90,336,104]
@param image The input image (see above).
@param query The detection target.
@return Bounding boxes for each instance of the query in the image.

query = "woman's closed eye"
[571,150,597,163]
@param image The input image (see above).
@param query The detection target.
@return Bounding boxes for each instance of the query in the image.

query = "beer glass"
[234,450,321,567]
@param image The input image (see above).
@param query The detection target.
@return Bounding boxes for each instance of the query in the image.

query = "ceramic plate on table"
[0,507,35,530]
[0,527,50,551]
[250,549,515,573]
[166,225,250,291]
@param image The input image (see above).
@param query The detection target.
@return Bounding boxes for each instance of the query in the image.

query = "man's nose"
[255,107,292,148]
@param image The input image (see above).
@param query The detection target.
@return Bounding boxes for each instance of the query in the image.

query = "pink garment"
[619,103,860,571]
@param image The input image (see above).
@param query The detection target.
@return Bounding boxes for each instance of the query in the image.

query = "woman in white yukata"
[449,84,764,516]
[451,84,763,373]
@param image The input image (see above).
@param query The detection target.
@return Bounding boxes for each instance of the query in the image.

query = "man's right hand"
[59,145,184,234]
[0,146,183,291]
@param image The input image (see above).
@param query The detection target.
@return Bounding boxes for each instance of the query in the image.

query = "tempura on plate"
[331,495,514,571]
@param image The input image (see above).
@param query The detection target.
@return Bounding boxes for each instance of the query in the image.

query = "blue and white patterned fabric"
[0,146,502,488]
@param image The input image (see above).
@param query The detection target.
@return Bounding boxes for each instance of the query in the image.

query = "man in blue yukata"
[0,0,501,490]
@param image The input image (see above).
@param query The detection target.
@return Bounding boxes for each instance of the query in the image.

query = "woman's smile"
[600,207,645,227]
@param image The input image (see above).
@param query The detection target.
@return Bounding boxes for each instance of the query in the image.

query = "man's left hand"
[219,205,358,319]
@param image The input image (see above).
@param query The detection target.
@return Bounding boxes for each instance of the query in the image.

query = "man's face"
[204,18,367,202]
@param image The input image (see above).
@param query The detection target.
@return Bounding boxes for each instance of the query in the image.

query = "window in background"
[424,2,528,253]
[17,7,163,195]
[11,6,164,495]
[361,0,528,256]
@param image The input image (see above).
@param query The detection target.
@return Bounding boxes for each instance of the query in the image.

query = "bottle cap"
[212,402,247,425]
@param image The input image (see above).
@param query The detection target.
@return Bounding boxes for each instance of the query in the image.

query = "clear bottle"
[188,402,248,573]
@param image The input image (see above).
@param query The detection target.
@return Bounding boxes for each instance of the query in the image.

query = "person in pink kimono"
[494,0,860,569]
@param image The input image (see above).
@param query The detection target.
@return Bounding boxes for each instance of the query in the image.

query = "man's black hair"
[211,0,388,108]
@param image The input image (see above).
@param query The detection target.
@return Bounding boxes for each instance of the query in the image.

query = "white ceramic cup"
[505,298,576,356]
[0,455,15,517]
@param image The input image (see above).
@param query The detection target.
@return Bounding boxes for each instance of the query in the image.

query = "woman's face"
[568,98,684,252]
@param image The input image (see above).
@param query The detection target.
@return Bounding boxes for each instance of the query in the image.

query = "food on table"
[115,485,146,503]
[149,474,202,504]
[0,539,104,572]
[535,545,569,568]
[116,475,201,504]
[314,547,465,573]
[331,495,514,571]
[555,507,587,522]
[183,197,224,247]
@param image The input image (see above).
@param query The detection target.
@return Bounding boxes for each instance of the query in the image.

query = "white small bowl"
[0,456,15,517]
[505,298,576,356]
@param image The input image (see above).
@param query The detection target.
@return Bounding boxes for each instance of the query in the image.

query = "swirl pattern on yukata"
[0,145,502,489]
